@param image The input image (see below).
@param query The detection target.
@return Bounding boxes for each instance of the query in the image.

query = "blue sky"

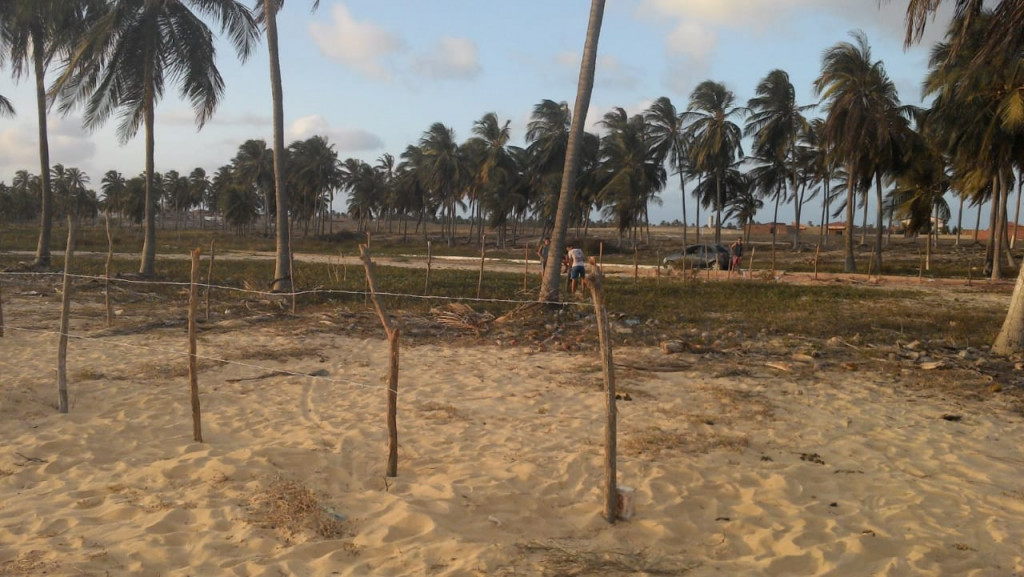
[0,0,960,226]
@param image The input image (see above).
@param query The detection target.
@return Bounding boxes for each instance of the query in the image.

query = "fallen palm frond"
[431,303,494,333]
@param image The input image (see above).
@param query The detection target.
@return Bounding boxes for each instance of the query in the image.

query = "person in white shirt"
[566,243,586,294]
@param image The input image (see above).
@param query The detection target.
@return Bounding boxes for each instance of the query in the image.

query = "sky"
[0,0,963,227]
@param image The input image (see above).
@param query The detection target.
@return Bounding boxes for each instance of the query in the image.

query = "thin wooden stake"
[424,241,432,295]
[477,235,486,299]
[814,244,820,280]
[523,244,529,292]
[57,216,77,414]
[587,258,618,524]
[633,246,638,286]
[867,247,875,280]
[104,211,114,327]
[359,244,400,478]
[0,273,5,338]
[188,248,203,443]
[205,239,215,321]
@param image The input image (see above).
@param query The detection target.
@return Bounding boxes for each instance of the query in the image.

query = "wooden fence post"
[424,241,432,295]
[0,274,5,338]
[188,248,204,443]
[587,258,618,524]
[104,211,114,327]
[57,216,77,414]
[477,235,486,299]
[360,244,400,478]
[205,239,215,321]
[523,244,529,292]
[814,244,820,281]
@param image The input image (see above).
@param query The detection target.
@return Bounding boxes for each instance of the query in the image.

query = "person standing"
[537,237,551,271]
[566,243,586,294]
[730,237,744,271]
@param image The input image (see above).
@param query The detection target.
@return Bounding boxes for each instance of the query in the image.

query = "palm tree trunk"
[266,0,292,292]
[32,33,53,268]
[140,69,157,277]
[873,173,883,273]
[540,0,605,302]
[955,193,963,246]
[844,169,856,272]
[679,174,689,248]
[991,175,1007,281]
[1013,172,1022,249]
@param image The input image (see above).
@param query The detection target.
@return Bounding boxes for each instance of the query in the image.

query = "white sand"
[1,289,1023,576]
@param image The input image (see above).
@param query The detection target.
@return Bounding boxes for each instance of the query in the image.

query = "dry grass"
[248,478,349,541]
[622,425,750,456]
[517,541,698,576]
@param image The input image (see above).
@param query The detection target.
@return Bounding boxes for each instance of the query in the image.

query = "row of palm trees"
[1,0,305,291]
[2,2,1022,287]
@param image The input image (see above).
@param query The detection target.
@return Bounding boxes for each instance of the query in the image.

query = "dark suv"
[661,244,731,270]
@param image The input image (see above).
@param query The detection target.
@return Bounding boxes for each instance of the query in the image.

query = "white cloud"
[0,116,96,175]
[288,114,383,152]
[309,3,406,81]
[414,37,481,80]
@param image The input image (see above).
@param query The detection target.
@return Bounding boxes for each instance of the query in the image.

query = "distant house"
[826,222,849,236]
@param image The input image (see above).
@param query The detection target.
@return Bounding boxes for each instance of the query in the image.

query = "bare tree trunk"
[266,0,292,292]
[540,0,605,302]
[32,38,54,268]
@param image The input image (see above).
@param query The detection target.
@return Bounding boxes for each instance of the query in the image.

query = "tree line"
[2,2,1024,296]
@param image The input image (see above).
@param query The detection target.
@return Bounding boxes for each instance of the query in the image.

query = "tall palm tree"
[596,107,666,245]
[419,122,465,246]
[539,0,605,302]
[745,69,813,249]
[814,31,908,272]
[645,96,694,247]
[253,0,320,291]
[100,169,126,221]
[685,80,746,244]
[287,134,341,236]
[55,0,257,276]
[232,139,275,235]
[188,168,211,228]
[468,112,513,243]
[0,0,97,267]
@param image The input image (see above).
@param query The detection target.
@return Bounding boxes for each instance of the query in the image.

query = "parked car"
[662,243,731,270]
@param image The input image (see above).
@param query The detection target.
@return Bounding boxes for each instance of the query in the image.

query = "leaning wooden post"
[188,248,203,443]
[57,216,77,414]
[424,241,432,295]
[205,239,215,321]
[477,235,486,299]
[748,247,756,276]
[587,258,618,523]
[104,211,114,327]
[359,244,400,478]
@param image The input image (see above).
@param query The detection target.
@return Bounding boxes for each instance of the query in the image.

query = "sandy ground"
[1,267,1024,576]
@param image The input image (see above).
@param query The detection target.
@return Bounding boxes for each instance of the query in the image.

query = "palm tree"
[419,122,466,246]
[899,0,1024,65]
[253,0,320,291]
[745,69,813,249]
[232,139,275,235]
[814,31,908,272]
[539,0,606,302]
[100,170,126,220]
[55,0,257,277]
[287,134,341,236]
[724,169,762,238]
[685,80,746,245]
[645,96,694,247]
[0,0,97,267]
[468,112,513,243]
[596,107,666,245]
[188,168,211,228]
